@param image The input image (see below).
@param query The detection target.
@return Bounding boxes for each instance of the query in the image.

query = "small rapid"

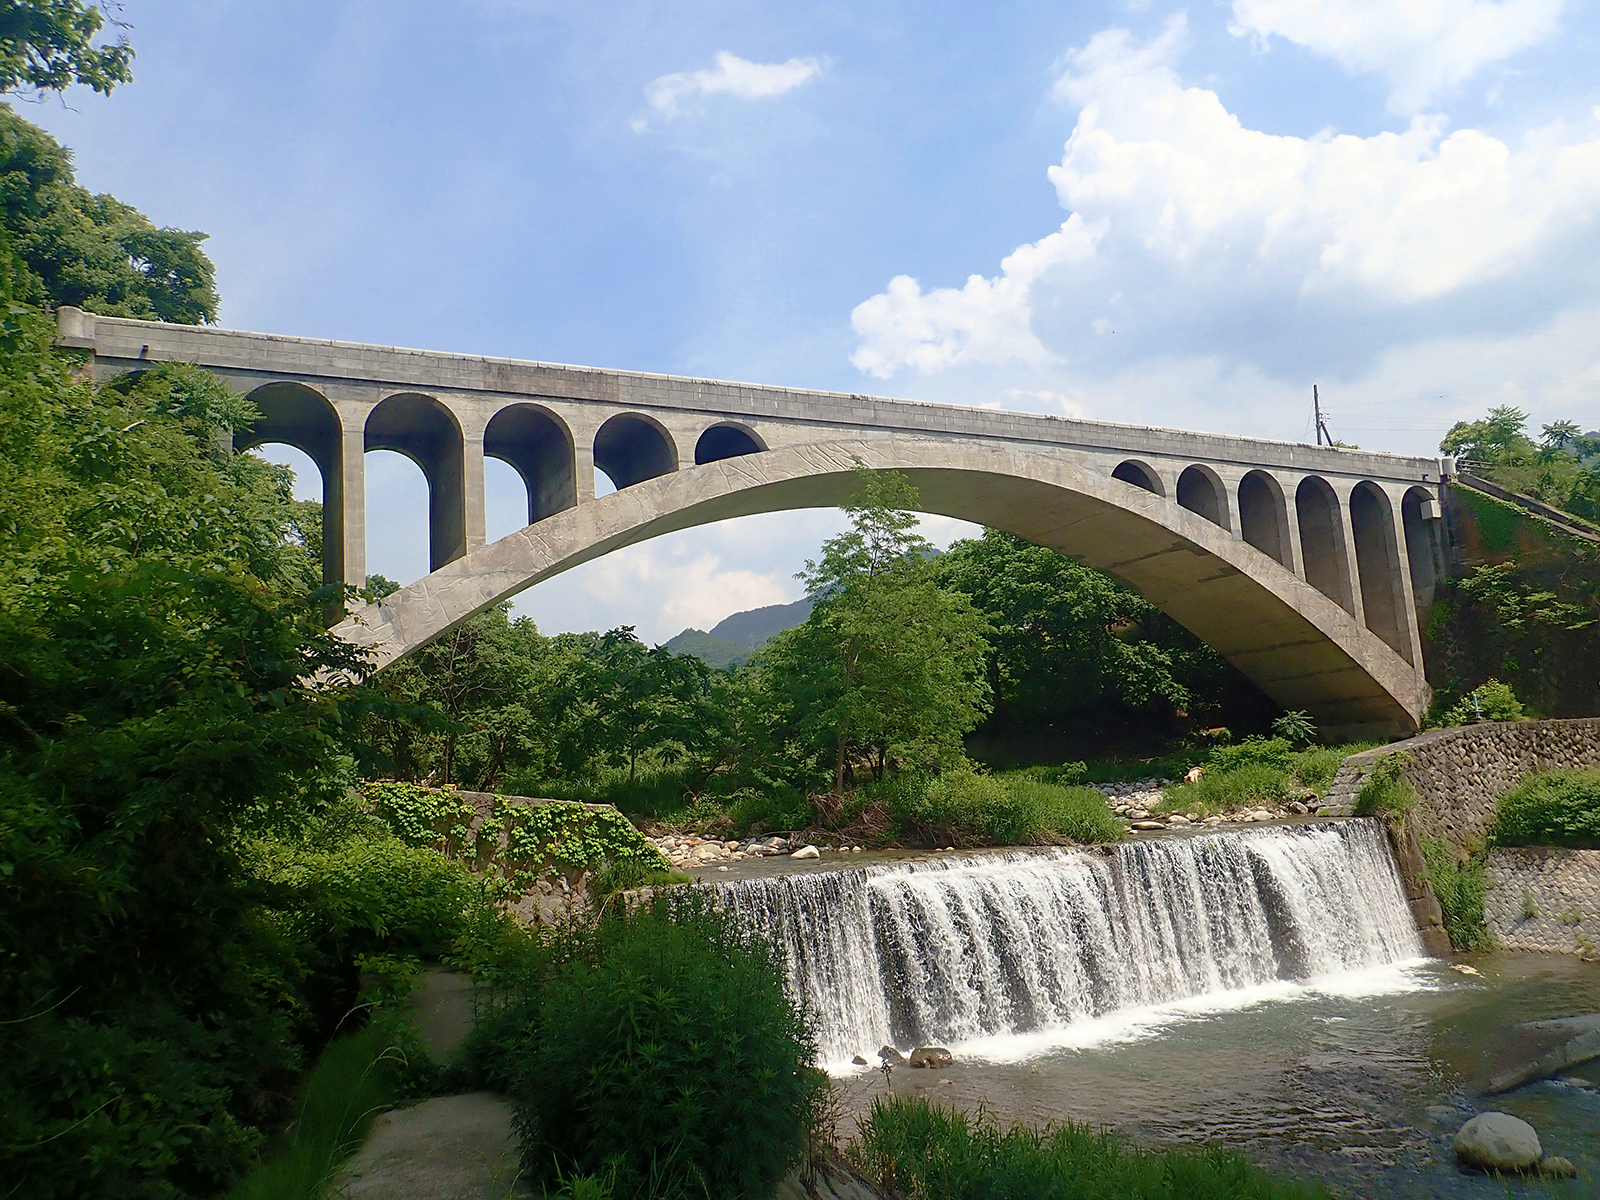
[714,820,1423,1063]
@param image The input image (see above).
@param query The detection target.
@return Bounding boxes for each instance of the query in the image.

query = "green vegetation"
[0,1,133,98]
[1353,753,1417,820]
[1491,769,1600,848]
[876,765,1123,847]
[849,1095,1330,1200]
[1158,737,1369,817]
[460,897,819,1200]
[1441,405,1600,525]
[1419,838,1491,951]
[1427,677,1525,728]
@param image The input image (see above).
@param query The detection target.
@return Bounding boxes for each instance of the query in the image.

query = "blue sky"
[27,0,1600,640]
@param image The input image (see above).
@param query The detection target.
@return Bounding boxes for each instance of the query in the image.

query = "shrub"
[503,897,819,1199]
[1420,838,1491,951]
[1432,678,1525,728]
[1208,737,1295,774]
[1270,710,1317,746]
[889,766,1121,845]
[1289,746,1351,796]
[1161,762,1294,814]
[1491,769,1600,848]
[1353,753,1416,820]
[849,1094,1329,1199]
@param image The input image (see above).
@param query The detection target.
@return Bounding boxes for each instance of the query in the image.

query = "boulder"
[851,1054,869,1066]
[1539,1156,1578,1178]
[791,845,820,860]
[909,1046,954,1069]
[691,843,722,860]
[1453,1112,1542,1173]
[878,1046,907,1067]
[1131,821,1166,831]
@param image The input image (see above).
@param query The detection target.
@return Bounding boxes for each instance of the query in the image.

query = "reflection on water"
[834,955,1600,1199]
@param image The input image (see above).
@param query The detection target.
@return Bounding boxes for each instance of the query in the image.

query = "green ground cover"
[1158,738,1374,817]
[1491,769,1600,848]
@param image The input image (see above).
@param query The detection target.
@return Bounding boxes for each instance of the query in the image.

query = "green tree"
[0,105,217,321]
[1441,405,1600,522]
[932,528,1248,735]
[756,469,992,793]
[0,0,133,98]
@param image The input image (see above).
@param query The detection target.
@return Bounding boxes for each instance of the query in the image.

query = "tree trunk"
[833,736,847,796]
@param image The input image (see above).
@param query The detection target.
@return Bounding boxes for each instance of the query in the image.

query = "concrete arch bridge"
[59,307,1451,740]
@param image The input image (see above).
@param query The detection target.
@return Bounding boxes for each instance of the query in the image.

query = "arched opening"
[236,382,345,586]
[1351,481,1410,661]
[1238,470,1291,567]
[1176,465,1227,527]
[365,393,466,573]
[1112,459,1163,495]
[483,403,576,526]
[594,413,677,490]
[1401,486,1441,618]
[1295,476,1355,614]
[695,422,765,465]
[363,450,432,585]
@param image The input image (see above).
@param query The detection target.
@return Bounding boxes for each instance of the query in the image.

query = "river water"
[709,823,1600,1198]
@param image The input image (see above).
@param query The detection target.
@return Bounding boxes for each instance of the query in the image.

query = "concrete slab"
[331,1092,527,1199]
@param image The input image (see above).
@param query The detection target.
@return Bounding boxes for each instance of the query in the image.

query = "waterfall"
[715,821,1423,1063]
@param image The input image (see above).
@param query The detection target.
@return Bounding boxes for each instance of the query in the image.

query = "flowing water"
[710,821,1600,1197]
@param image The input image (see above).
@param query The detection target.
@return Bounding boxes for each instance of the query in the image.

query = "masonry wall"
[1484,847,1600,958]
[1324,718,1600,955]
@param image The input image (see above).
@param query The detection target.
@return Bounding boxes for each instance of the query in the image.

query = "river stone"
[1131,820,1166,831]
[791,845,820,859]
[909,1046,954,1069]
[878,1045,907,1066]
[1454,1112,1542,1172]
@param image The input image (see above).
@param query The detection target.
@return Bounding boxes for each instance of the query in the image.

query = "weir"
[715,821,1422,1063]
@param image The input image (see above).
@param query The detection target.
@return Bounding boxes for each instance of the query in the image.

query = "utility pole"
[1312,385,1333,447]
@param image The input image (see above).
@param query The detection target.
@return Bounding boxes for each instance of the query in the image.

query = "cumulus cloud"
[851,14,1600,382]
[1230,0,1566,114]
[640,51,821,124]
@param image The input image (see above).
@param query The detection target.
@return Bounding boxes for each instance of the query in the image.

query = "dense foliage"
[850,1095,1330,1200]
[1491,770,1600,849]
[1441,405,1600,523]
[0,105,217,321]
[0,0,133,98]
[1158,737,1358,816]
[874,765,1124,846]
[462,898,819,1200]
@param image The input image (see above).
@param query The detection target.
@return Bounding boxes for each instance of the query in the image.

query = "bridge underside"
[335,437,1428,740]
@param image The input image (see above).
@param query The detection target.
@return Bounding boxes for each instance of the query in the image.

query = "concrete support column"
[1279,472,1307,579]
[1384,484,1427,674]
[1216,467,1246,540]
[338,409,367,589]
[569,418,599,503]
[1331,480,1367,628]
[462,431,487,553]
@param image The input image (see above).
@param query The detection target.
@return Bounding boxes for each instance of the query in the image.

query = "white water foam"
[715,821,1426,1066]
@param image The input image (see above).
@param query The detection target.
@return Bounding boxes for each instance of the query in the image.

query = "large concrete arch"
[334,437,1428,739]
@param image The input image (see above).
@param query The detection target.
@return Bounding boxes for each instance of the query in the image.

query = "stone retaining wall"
[1484,847,1600,959]
[1324,719,1600,956]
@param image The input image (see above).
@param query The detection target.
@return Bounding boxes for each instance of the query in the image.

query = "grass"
[848,1095,1330,1200]
[226,1022,406,1200]
[878,766,1124,846]
[1352,753,1416,820]
[1419,837,1491,951]
[1490,769,1600,848]
[1156,739,1377,818]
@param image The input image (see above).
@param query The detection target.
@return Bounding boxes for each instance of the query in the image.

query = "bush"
[501,897,819,1200]
[1353,753,1416,820]
[1207,737,1295,774]
[1270,710,1317,745]
[849,1094,1329,1199]
[889,766,1121,845]
[1161,762,1294,814]
[1491,769,1600,848]
[1420,838,1491,951]
[1431,678,1525,728]
[1289,746,1349,796]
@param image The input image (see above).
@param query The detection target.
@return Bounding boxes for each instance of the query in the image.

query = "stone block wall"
[1324,718,1600,956]
[1484,848,1600,959]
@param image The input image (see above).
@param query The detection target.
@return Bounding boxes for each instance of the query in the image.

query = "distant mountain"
[662,628,756,670]
[665,597,815,668]
[707,598,814,647]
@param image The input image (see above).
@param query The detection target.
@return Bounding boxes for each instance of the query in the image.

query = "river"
[708,822,1600,1197]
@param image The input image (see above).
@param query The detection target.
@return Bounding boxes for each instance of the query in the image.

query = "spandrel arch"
[1296,475,1355,614]
[483,403,576,526]
[236,382,345,586]
[365,393,466,572]
[1112,459,1164,495]
[1238,470,1291,567]
[1351,481,1410,662]
[594,413,677,489]
[1176,464,1228,528]
[695,421,766,465]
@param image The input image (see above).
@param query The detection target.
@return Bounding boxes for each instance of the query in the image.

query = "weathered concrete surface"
[331,1092,527,1199]
[334,437,1428,739]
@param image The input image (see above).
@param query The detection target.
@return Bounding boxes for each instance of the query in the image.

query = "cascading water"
[715,821,1423,1063]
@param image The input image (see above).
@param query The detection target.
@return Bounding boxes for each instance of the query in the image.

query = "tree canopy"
[1441,404,1600,523]
[0,0,132,98]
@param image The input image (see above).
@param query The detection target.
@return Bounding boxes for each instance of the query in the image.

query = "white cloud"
[639,51,822,125]
[851,15,1600,381]
[1230,0,1566,114]
[849,214,1105,377]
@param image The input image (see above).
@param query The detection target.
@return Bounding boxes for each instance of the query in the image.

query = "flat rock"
[332,1092,527,1198]
[1130,821,1166,831]
[1453,1111,1542,1173]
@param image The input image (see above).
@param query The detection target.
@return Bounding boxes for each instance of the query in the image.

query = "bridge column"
[1278,473,1307,578]
[462,428,487,553]
[568,415,599,503]
[337,406,367,589]
[1328,479,1368,628]
[1383,483,1427,674]
[1216,467,1246,541]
